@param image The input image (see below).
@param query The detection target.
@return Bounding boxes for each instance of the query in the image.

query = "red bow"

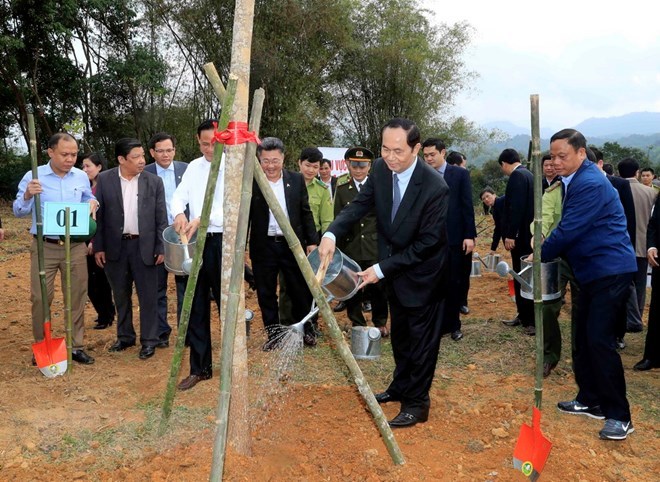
[212,121,261,146]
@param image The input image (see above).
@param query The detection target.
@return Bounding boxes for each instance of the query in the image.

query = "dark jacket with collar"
[333,175,378,261]
[442,163,477,246]
[249,169,318,260]
[327,158,449,307]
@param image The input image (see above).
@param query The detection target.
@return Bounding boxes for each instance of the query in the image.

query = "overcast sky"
[421,0,660,131]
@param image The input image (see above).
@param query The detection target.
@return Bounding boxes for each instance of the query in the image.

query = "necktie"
[356,182,361,192]
[391,174,401,222]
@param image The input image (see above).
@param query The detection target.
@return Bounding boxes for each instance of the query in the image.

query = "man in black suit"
[319,118,449,428]
[422,138,476,341]
[144,132,188,348]
[499,148,535,335]
[249,137,319,349]
[94,138,167,359]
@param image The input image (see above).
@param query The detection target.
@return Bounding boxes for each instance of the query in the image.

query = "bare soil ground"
[0,204,658,481]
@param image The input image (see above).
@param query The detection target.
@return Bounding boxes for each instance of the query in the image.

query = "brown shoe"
[522,325,536,336]
[177,373,212,391]
[543,362,557,378]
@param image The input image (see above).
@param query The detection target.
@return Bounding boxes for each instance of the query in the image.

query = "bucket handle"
[315,252,331,285]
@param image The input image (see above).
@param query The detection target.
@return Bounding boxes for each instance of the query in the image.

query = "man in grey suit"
[94,138,168,359]
[144,132,188,347]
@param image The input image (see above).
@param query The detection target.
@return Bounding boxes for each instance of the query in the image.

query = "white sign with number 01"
[43,202,90,236]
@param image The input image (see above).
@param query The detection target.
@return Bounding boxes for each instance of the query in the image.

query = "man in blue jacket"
[542,129,637,440]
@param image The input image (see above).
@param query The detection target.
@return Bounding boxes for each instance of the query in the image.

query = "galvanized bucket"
[307,247,362,301]
[351,326,381,360]
[482,253,501,271]
[162,226,198,275]
[519,257,560,301]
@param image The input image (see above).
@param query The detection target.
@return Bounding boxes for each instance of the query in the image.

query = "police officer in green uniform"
[279,147,334,331]
[334,147,389,335]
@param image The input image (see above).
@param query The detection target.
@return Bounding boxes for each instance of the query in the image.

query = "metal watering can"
[495,258,561,301]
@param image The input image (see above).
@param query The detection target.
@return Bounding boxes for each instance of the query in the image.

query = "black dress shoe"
[362,301,372,312]
[138,345,156,359]
[460,305,470,315]
[543,362,557,378]
[333,301,347,312]
[633,359,659,371]
[93,319,113,330]
[72,350,95,365]
[502,317,521,327]
[375,392,399,404]
[109,340,136,352]
[522,325,536,336]
[155,339,170,348]
[388,411,427,428]
[303,333,317,347]
[177,373,212,391]
[451,330,464,341]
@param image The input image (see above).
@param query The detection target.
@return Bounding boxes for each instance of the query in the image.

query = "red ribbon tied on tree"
[211,121,261,145]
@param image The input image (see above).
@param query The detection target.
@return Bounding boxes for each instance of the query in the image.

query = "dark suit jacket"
[249,169,319,260]
[327,158,449,308]
[607,174,636,248]
[94,168,167,265]
[504,165,534,245]
[443,164,476,246]
[647,195,660,251]
[490,195,506,251]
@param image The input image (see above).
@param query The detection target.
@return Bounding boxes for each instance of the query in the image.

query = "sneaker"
[557,400,605,419]
[599,419,634,440]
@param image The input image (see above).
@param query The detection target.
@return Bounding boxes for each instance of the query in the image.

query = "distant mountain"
[482,121,556,139]
[575,112,660,137]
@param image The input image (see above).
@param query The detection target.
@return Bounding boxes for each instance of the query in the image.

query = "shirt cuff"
[322,232,336,242]
[373,263,384,279]
[648,247,658,253]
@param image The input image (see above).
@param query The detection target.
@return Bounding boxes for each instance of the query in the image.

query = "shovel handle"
[315,252,331,285]
[180,232,189,245]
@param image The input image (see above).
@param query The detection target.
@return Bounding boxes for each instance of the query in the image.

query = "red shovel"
[513,407,552,480]
[27,113,67,378]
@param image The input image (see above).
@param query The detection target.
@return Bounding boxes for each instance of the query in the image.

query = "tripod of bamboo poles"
[159,78,238,434]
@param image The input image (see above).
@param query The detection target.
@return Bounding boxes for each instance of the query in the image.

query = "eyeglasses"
[154,148,175,154]
[260,158,283,166]
[350,161,369,168]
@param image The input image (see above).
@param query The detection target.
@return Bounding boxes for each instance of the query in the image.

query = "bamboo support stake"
[530,94,544,409]
[28,114,51,343]
[65,208,73,374]
[159,78,239,434]
[203,63,226,103]
[251,156,406,465]
[210,88,264,482]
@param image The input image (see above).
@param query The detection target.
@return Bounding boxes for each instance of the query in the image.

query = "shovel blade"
[32,324,68,378]
[513,408,552,480]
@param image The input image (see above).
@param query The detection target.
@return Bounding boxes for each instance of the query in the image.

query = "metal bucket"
[470,258,482,277]
[519,257,560,301]
[351,326,381,360]
[162,226,198,275]
[482,253,501,271]
[307,248,362,301]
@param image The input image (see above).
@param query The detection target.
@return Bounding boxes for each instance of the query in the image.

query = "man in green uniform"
[334,147,389,335]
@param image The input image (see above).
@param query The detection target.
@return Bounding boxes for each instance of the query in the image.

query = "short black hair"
[446,151,465,165]
[382,118,420,149]
[48,132,77,149]
[197,119,217,137]
[320,158,331,168]
[421,138,446,152]
[551,129,587,152]
[541,154,552,166]
[603,163,614,175]
[299,147,323,164]
[148,132,176,150]
[498,148,520,166]
[641,166,655,176]
[589,146,604,162]
[617,157,640,178]
[115,138,143,159]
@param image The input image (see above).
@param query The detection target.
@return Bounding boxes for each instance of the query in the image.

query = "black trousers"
[574,272,632,422]
[443,245,466,333]
[511,245,534,327]
[155,263,187,340]
[387,294,444,418]
[86,254,115,323]
[643,268,660,363]
[252,238,312,339]
[185,233,223,376]
[104,239,158,346]
[346,258,388,327]
[461,251,471,307]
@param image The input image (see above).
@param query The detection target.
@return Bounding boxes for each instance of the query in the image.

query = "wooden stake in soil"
[158,78,238,434]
